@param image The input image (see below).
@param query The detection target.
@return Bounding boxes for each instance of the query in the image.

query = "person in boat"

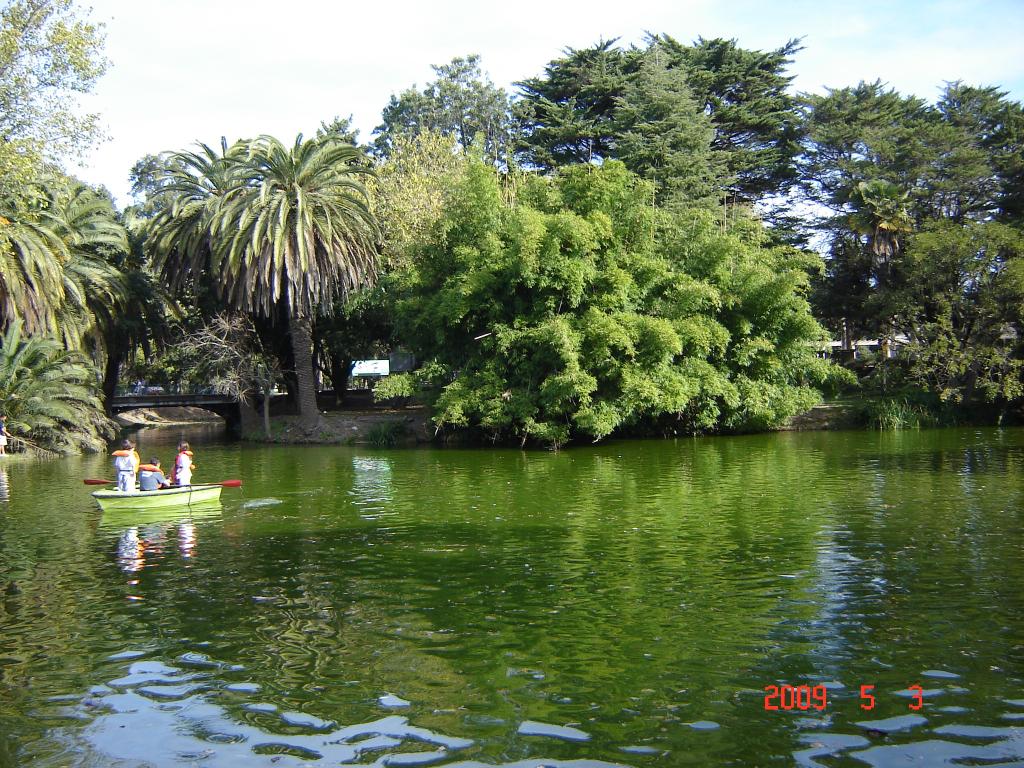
[170,441,194,486]
[138,457,170,491]
[112,439,141,492]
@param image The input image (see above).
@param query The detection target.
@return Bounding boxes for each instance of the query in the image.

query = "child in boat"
[138,457,170,491]
[112,439,141,492]
[170,441,194,486]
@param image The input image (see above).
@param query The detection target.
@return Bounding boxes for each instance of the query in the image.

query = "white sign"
[351,359,390,377]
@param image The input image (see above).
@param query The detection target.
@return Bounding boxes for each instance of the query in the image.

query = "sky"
[73,0,1024,204]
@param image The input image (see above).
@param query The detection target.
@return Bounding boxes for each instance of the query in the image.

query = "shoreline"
[118,397,1012,449]
[248,401,861,447]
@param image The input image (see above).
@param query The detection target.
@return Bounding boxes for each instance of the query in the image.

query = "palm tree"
[152,135,379,427]
[850,179,914,359]
[44,183,129,350]
[850,180,913,268]
[0,183,128,349]
[148,139,248,296]
[98,207,177,411]
[222,135,379,424]
[0,192,67,334]
[0,320,115,454]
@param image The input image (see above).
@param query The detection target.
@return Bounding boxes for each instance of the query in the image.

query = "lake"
[1,426,1022,766]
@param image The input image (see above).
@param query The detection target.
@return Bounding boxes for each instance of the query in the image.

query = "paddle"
[83,478,242,487]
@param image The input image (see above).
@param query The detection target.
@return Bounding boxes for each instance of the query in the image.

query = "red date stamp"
[764,684,924,712]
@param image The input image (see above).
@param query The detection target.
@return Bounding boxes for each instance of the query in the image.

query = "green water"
[1,427,1023,767]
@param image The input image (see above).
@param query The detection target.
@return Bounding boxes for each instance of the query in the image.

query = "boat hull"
[91,484,222,511]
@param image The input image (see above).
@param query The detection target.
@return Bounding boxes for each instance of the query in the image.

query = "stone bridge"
[110,393,248,428]
[109,390,370,431]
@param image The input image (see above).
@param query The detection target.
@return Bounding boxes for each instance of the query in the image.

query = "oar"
[83,478,243,487]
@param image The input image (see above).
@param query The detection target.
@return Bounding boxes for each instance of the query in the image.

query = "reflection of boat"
[100,501,221,530]
[114,519,205,571]
[91,484,222,512]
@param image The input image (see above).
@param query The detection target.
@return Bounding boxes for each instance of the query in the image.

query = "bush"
[364,421,408,447]
[862,394,946,430]
[387,159,839,446]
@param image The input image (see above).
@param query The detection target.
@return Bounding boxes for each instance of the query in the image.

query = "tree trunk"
[289,313,321,429]
[263,382,273,437]
[102,344,126,415]
[238,394,262,437]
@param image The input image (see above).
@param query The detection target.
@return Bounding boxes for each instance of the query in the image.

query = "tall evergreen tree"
[514,39,630,169]
[514,35,802,208]
[612,47,718,205]
[656,35,803,203]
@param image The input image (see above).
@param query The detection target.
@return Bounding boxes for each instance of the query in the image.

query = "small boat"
[91,484,223,512]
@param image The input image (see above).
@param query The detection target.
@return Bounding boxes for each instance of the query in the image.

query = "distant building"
[822,334,910,360]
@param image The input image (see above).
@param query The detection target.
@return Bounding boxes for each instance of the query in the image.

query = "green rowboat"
[91,484,223,511]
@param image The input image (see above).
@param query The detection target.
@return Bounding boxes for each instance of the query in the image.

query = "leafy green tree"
[803,82,958,346]
[0,319,114,454]
[803,80,1024,359]
[151,134,380,427]
[378,159,836,446]
[373,55,512,165]
[656,35,803,203]
[370,129,467,266]
[896,220,1024,414]
[804,79,1024,420]
[314,131,472,406]
[0,0,107,194]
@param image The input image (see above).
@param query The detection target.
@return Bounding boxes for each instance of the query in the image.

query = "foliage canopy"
[379,159,836,446]
[0,0,107,193]
[0,320,114,453]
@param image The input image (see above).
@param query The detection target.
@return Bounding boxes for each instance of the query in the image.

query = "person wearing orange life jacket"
[138,457,170,491]
[170,441,194,486]
[112,439,141,492]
